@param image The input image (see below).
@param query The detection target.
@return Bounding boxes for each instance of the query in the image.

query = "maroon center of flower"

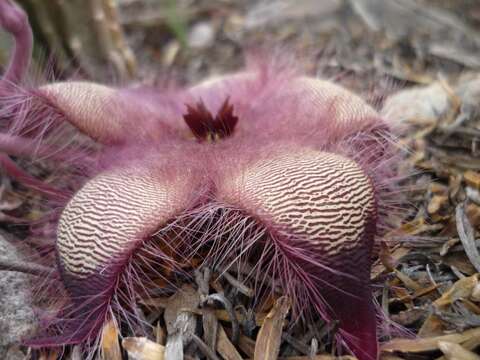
[183,97,238,142]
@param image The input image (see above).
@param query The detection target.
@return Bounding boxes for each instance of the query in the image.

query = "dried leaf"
[418,314,445,338]
[434,274,479,308]
[141,296,169,308]
[452,335,480,358]
[471,283,480,302]
[203,308,219,352]
[222,272,254,297]
[430,182,449,195]
[456,203,480,272]
[237,334,255,358]
[390,308,426,326]
[122,337,165,360]
[397,218,443,236]
[100,319,122,360]
[438,341,480,360]
[371,246,410,279]
[164,284,200,359]
[462,299,480,315]
[208,293,240,343]
[254,296,291,360]
[391,285,415,308]
[394,284,440,304]
[428,195,449,215]
[191,333,222,360]
[442,253,477,275]
[467,203,480,227]
[465,171,480,190]
[155,321,166,345]
[395,269,422,291]
[439,237,460,256]
[216,325,243,360]
[215,309,245,323]
[164,284,200,334]
[382,327,480,352]
[379,241,396,272]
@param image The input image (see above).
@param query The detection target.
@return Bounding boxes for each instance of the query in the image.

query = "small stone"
[381,82,450,126]
[0,233,36,357]
[188,22,215,49]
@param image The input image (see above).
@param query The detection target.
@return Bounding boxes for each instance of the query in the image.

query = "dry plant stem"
[202,307,218,352]
[70,0,131,79]
[204,293,239,345]
[310,338,319,357]
[19,0,69,68]
[90,0,129,79]
[229,262,282,293]
[101,0,136,77]
[195,267,211,297]
[195,268,220,350]
[90,0,136,80]
[0,257,51,276]
[0,0,32,87]
[438,341,480,360]
[19,0,136,80]
[222,271,254,297]
[216,325,243,360]
[165,311,193,360]
[455,202,480,272]
[191,333,221,360]
[254,297,291,360]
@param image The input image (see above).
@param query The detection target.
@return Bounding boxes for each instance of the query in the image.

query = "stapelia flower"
[0,1,404,359]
